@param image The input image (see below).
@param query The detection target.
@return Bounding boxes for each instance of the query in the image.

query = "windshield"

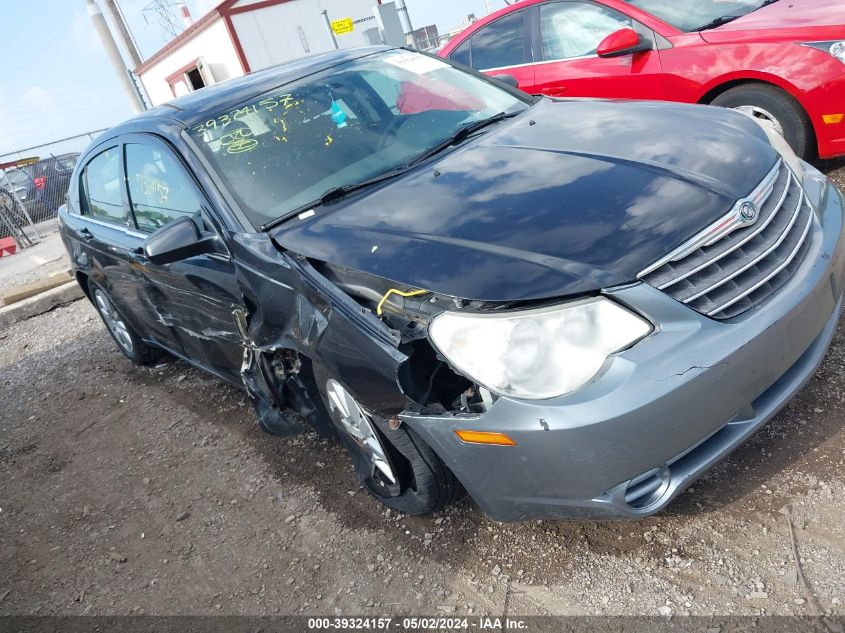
[188,50,529,229]
[622,0,770,31]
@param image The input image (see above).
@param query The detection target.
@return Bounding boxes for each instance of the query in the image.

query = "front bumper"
[403,179,845,522]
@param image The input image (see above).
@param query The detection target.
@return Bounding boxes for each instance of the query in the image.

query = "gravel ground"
[1,161,844,617]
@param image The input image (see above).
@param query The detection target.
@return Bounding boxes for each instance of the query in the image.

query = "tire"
[88,279,162,366]
[710,84,814,159]
[312,363,461,515]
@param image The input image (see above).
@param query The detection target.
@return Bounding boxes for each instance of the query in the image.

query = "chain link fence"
[1,130,106,248]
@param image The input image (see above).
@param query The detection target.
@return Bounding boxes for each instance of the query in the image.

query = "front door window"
[540,2,632,61]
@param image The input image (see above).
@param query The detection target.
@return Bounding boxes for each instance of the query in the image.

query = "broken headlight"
[428,297,651,400]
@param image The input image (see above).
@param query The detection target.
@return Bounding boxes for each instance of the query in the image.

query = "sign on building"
[331,17,354,35]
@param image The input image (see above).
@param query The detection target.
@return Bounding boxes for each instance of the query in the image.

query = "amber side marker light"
[823,114,844,125]
[454,430,517,446]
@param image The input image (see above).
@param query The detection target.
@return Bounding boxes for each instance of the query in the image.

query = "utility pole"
[102,0,151,108]
[484,0,493,15]
[87,0,145,114]
[394,0,418,48]
[102,0,143,68]
[321,10,339,50]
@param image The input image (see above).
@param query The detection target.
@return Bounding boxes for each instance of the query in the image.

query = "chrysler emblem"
[739,200,759,223]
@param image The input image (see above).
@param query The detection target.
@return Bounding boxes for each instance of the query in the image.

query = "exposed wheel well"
[697,78,779,105]
[75,271,91,300]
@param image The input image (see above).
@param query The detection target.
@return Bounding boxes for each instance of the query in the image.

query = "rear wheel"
[88,279,162,365]
[313,364,460,515]
[710,84,814,159]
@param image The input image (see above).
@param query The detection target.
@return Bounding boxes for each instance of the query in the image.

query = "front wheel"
[313,364,460,515]
[88,279,162,365]
[710,84,814,159]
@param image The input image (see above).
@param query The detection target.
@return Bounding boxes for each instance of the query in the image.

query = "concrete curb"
[0,271,72,307]
[0,281,85,331]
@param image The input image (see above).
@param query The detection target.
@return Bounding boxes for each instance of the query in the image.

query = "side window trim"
[77,213,149,239]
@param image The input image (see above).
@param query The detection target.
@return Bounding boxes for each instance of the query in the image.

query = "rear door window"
[450,39,472,67]
[81,148,127,225]
[124,144,203,233]
[468,11,529,70]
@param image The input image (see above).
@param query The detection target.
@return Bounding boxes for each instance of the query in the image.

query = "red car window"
[468,10,528,70]
[621,0,763,31]
[540,2,632,61]
[396,75,486,115]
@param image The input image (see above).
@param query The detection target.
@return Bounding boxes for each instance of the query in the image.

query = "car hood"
[700,0,845,42]
[272,99,777,303]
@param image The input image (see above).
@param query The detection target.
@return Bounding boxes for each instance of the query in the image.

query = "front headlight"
[428,297,652,400]
[803,41,845,64]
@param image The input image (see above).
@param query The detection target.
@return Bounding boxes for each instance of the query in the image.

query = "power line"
[21,12,86,63]
[0,74,118,97]
[143,0,183,39]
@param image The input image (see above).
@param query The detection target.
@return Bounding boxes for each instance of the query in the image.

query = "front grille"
[639,161,815,320]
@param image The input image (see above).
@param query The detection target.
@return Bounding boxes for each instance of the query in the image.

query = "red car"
[439,0,845,159]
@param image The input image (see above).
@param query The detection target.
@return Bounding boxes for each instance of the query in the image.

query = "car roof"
[111,46,398,135]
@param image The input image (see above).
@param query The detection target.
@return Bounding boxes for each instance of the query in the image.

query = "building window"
[166,58,210,98]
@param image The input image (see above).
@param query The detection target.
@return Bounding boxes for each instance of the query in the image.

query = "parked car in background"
[60,47,845,521]
[440,0,845,159]
[0,153,80,223]
[21,153,80,212]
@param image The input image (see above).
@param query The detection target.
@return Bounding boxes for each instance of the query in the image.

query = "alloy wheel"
[94,288,134,354]
[325,378,397,485]
[733,105,784,136]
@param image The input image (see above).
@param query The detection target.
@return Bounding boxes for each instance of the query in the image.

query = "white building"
[136,0,403,107]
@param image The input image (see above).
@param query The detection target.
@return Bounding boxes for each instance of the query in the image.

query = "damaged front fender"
[226,232,411,435]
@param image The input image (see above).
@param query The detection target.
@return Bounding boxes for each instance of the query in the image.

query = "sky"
[0,0,510,160]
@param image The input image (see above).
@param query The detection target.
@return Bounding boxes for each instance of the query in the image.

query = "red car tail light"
[33,176,46,190]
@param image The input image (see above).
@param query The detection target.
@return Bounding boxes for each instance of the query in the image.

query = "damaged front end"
[311,260,504,417]
[227,231,496,439]
[224,231,494,442]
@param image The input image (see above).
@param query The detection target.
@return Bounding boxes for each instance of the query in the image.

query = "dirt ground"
[1,161,845,618]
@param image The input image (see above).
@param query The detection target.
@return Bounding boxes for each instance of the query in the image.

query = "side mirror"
[144,216,218,265]
[597,28,652,58]
[495,74,520,89]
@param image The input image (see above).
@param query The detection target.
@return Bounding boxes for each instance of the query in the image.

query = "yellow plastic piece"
[454,430,517,446]
[376,288,428,316]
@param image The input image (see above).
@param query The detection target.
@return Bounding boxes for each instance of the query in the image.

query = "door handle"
[128,246,148,262]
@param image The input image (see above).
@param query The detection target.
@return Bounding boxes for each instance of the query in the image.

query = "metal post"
[0,178,39,245]
[9,185,40,242]
[103,0,143,68]
[87,0,144,114]
[484,0,493,15]
[395,0,418,48]
[0,200,33,249]
[321,10,339,50]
